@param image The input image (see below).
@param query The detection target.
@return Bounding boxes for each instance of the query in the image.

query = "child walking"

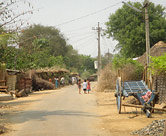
[82,80,87,94]
[87,80,91,93]
[77,79,81,94]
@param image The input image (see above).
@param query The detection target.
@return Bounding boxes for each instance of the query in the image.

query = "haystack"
[95,64,117,92]
[32,75,55,91]
[137,41,166,65]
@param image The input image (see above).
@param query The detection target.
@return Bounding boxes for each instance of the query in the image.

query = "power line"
[73,35,96,48]
[55,1,123,27]
[70,33,95,43]
[101,35,115,53]
[63,21,106,34]
[63,25,94,33]
[77,42,98,57]
[66,31,94,38]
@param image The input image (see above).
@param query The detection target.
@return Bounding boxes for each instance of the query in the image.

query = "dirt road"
[1,84,166,136]
[2,85,108,136]
[96,91,166,136]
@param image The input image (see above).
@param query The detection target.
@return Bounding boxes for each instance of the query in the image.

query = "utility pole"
[122,1,151,66]
[144,0,152,87]
[122,0,152,87]
[92,22,102,80]
[144,0,150,67]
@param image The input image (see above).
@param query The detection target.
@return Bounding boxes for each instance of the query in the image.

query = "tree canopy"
[105,1,166,58]
[0,1,97,79]
[19,25,68,57]
[0,24,96,78]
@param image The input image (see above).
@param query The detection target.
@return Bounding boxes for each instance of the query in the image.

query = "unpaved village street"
[1,85,108,136]
[1,84,166,136]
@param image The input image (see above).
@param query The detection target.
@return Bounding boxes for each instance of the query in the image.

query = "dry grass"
[121,64,143,81]
[95,64,117,92]
[94,62,143,92]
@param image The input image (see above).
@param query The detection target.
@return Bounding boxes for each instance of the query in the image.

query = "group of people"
[77,79,91,94]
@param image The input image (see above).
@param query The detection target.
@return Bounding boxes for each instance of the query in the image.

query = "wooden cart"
[115,76,166,118]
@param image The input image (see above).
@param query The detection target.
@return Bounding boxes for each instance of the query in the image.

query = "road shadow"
[5,110,100,125]
[0,99,41,106]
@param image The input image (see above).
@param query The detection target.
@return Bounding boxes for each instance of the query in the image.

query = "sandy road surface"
[1,85,108,136]
[96,91,166,136]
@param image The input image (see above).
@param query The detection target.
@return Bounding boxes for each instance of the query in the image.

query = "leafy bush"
[150,54,166,75]
[112,55,136,69]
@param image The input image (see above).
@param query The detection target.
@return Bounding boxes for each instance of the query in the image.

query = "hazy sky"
[22,0,166,57]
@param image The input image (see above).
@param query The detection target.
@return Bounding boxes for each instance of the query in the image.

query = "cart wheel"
[116,77,122,114]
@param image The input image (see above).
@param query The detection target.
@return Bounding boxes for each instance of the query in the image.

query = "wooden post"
[145,1,150,67]
[97,22,101,80]
[24,78,26,94]
[144,0,152,90]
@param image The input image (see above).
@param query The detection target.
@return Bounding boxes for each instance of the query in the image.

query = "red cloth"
[142,91,152,102]
[87,81,91,90]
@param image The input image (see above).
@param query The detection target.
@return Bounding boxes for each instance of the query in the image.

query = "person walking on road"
[77,79,81,94]
[82,80,87,94]
[87,79,91,94]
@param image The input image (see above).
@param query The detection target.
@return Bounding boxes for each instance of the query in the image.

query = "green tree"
[19,25,68,57]
[105,1,166,58]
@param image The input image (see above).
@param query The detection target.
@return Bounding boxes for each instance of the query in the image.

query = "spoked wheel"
[116,77,122,114]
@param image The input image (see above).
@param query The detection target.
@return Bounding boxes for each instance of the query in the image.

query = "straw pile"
[32,75,55,91]
[35,67,69,74]
[121,63,143,81]
[95,64,117,92]
[137,41,166,65]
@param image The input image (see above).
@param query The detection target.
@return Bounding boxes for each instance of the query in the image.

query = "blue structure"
[115,79,156,118]
[55,78,58,88]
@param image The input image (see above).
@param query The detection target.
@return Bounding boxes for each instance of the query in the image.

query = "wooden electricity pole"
[144,0,152,88]
[97,22,102,78]
[123,0,151,85]
[123,0,151,66]
[92,22,102,80]
[122,0,152,88]
[144,0,150,67]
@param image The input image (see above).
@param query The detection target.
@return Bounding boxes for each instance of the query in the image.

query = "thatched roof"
[35,67,69,74]
[70,72,79,76]
[137,41,166,65]
[6,69,21,75]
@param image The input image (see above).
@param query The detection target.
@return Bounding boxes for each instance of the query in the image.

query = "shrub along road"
[2,85,108,136]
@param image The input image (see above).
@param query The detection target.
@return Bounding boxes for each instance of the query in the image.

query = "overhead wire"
[101,35,115,53]
[73,35,96,48]
[66,31,94,38]
[63,25,94,34]
[101,36,109,54]
[63,21,106,34]
[69,33,95,43]
[59,0,127,56]
[78,41,98,57]
[55,1,124,27]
